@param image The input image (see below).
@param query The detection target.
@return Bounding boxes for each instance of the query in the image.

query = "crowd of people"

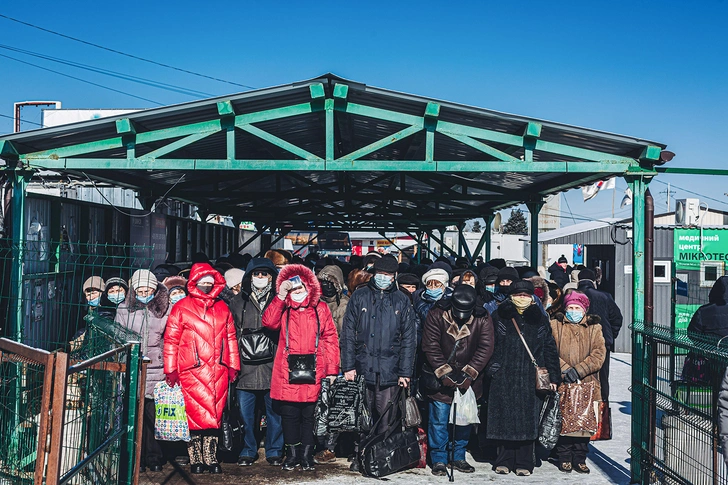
[75,247,623,477]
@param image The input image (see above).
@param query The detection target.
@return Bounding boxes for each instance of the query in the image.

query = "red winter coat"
[163,263,240,430]
[262,264,340,403]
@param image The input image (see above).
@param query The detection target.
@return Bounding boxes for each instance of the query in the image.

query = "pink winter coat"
[262,264,340,403]
[163,263,240,430]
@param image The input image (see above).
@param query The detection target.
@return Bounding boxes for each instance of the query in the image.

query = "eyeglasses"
[425,280,444,289]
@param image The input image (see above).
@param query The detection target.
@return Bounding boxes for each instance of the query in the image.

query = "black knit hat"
[558,254,568,264]
[373,255,399,273]
[509,279,535,295]
[579,268,596,281]
[497,267,520,285]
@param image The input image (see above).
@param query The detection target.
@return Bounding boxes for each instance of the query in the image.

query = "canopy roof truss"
[0,74,665,232]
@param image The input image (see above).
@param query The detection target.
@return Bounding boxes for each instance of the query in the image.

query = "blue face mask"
[374,274,394,289]
[170,294,185,305]
[425,287,444,300]
[107,293,125,305]
[485,284,495,293]
[88,297,100,307]
[566,309,584,323]
[137,294,154,304]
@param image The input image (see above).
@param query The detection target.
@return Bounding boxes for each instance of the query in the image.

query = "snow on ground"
[297,353,633,485]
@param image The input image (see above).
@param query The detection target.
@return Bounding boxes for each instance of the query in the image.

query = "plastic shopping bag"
[154,381,191,442]
[559,381,597,436]
[449,388,480,426]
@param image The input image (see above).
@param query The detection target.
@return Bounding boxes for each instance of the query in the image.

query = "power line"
[0,43,215,98]
[653,179,728,209]
[0,52,163,106]
[0,13,256,90]
[0,112,43,127]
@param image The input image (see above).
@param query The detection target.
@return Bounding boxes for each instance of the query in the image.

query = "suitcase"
[661,413,726,485]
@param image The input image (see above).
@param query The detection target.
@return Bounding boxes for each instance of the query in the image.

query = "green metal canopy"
[0,73,665,232]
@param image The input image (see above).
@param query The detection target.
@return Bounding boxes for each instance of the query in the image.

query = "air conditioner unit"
[675,198,701,226]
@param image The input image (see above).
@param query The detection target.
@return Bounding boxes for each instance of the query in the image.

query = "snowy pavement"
[297,353,634,485]
[140,354,633,485]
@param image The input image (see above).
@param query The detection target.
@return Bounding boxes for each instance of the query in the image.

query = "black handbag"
[328,375,368,432]
[220,385,244,451]
[285,308,320,385]
[359,387,421,478]
[420,341,460,393]
[239,329,274,364]
[401,388,421,429]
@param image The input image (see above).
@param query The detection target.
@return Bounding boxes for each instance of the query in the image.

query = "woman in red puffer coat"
[262,264,340,472]
[163,263,240,475]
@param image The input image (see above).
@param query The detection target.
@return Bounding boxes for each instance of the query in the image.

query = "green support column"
[526,201,544,267]
[628,175,649,484]
[485,214,494,261]
[9,171,30,342]
[124,342,142,484]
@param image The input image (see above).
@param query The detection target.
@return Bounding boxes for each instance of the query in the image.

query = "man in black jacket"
[577,268,623,401]
[341,255,417,472]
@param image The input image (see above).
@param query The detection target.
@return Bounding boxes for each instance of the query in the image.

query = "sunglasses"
[251,271,270,277]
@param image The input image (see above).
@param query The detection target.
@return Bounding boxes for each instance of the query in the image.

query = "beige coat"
[550,313,606,398]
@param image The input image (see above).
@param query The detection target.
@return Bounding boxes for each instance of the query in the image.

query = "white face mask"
[290,291,308,303]
[252,276,269,289]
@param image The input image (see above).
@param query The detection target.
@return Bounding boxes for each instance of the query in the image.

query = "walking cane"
[448,401,456,482]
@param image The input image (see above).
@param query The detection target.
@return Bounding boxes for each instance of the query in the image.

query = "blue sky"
[1,1,726,225]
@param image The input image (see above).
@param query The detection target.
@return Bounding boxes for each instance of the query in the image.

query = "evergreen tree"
[502,209,529,235]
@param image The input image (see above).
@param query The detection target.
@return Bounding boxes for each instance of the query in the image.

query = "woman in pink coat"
[262,264,340,472]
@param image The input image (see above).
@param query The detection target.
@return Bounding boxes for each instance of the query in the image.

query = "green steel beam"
[340,123,423,162]
[656,166,728,176]
[439,132,521,163]
[526,200,544,266]
[436,120,523,147]
[142,131,218,160]
[237,124,322,161]
[458,224,473,260]
[115,118,136,135]
[0,140,19,161]
[471,217,492,263]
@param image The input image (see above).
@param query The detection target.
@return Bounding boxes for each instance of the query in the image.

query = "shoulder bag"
[238,299,275,364]
[512,318,551,392]
[285,307,320,384]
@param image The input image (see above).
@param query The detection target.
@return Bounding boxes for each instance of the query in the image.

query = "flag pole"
[612,184,616,218]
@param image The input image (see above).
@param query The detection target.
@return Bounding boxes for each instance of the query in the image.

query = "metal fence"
[632,321,728,485]
[0,238,151,484]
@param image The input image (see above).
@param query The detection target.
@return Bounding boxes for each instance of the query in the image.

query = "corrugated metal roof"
[534,219,621,242]
[0,73,668,231]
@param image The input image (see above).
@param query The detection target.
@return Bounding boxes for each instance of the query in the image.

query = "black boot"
[301,445,315,471]
[282,444,301,471]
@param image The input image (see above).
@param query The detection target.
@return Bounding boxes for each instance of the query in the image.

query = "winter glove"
[563,367,580,384]
[457,376,472,392]
[442,374,458,388]
[166,371,180,387]
[278,280,293,300]
[228,368,238,383]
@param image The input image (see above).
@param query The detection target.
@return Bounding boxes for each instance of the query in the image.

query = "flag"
[582,178,616,202]
[620,187,633,208]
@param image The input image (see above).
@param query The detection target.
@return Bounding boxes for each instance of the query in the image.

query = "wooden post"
[45,352,69,485]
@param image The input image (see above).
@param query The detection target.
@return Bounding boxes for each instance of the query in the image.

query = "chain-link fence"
[632,321,728,485]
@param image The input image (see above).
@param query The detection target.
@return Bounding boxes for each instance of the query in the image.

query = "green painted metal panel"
[425,130,435,163]
[195,159,326,170]
[440,132,521,163]
[325,160,436,171]
[527,201,543,266]
[425,102,440,118]
[237,124,322,161]
[234,102,317,126]
[524,122,542,138]
[436,120,523,147]
[341,124,423,161]
[325,98,334,161]
[137,119,222,144]
[23,137,124,160]
[656,167,728,176]
[333,83,349,99]
[534,139,635,164]
[142,131,218,160]
[309,83,325,99]
[640,145,661,161]
[115,118,136,135]
[340,102,423,127]
[217,100,235,116]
